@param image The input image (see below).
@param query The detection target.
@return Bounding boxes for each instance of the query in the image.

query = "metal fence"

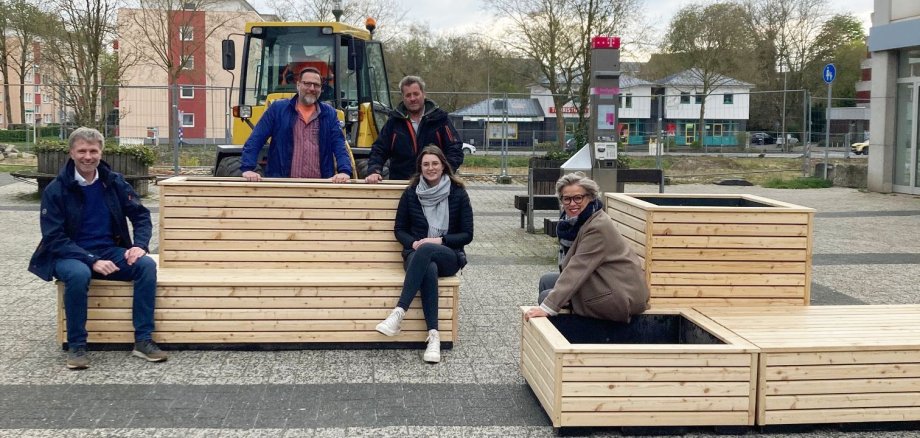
[7,84,870,169]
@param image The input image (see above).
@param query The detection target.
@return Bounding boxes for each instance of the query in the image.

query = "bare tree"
[665,2,751,145]
[267,0,408,41]
[41,0,121,130]
[491,0,644,147]
[0,1,13,128]
[7,0,44,126]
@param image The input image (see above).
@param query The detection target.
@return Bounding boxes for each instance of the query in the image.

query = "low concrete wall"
[814,163,868,189]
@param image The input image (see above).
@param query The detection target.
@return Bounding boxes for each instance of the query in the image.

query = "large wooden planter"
[699,305,920,425]
[35,150,150,196]
[520,307,758,428]
[606,193,815,306]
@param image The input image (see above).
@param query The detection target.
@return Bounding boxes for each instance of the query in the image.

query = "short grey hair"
[68,127,105,150]
[399,75,426,93]
[556,172,600,200]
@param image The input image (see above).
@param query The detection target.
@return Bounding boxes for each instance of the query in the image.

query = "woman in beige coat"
[524,173,649,322]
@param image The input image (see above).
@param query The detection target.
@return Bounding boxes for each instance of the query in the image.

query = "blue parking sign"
[823,64,836,84]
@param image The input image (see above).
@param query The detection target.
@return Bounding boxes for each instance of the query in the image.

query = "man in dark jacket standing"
[241,67,352,182]
[365,76,463,182]
[29,127,166,370]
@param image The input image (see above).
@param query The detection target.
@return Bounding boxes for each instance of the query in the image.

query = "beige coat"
[542,209,650,322]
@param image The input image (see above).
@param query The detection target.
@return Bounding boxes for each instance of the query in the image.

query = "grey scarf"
[416,175,451,238]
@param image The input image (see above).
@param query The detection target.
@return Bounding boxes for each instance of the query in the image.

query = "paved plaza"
[0,172,919,437]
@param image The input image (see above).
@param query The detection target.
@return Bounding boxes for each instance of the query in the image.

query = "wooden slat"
[651,223,809,237]
[652,285,805,298]
[81,330,453,343]
[562,381,751,397]
[161,251,405,262]
[651,273,806,286]
[651,261,806,274]
[561,353,753,367]
[84,319,452,332]
[93,285,453,298]
[561,366,751,382]
[653,298,805,306]
[765,350,920,366]
[562,396,750,412]
[162,185,405,199]
[86,308,452,320]
[652,248,807,261]
[559,411,751,427]
[162,229,396,241]
[765,378,920,395]
[159,260,407,269]
[162,218,395,231]
[607,208,648,232]
[767,392,920,410]
[162,196,398,210]
[764,407,920,424]
[766,364,920,380]
[160,240,402,252]
[88,296,453,309]
[163,206,397,220]
[651,236,808,249]
[651,211,811,224]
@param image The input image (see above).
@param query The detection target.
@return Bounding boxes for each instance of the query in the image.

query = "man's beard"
[300,93,317,105]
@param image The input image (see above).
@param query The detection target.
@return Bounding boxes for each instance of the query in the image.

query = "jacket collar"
[394,99,441,120]
[57,159,114,189]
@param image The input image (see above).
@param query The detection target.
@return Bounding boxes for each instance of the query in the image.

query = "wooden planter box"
[699,305,920,425]
[520,307,758,428]
[35,150,150,196]
[605,193,815,306]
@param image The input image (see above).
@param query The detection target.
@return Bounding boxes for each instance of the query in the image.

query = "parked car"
[776,134,799,146]
[564,138,580,152]
[461,143,476,155]
[750,132,776,145]
[851,141,869,155]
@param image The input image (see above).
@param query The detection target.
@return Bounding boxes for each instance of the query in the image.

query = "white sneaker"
[423,329,441,363]
[376,307,406,336]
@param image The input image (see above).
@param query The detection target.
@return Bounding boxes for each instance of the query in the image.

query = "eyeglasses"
[561,194,588,205]
[298,81,322,89]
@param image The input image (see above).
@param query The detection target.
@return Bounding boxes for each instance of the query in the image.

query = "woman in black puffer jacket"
[375,145,474,364]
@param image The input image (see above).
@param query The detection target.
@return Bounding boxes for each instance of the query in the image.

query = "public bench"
[515,168,666,234]
[56,177,460,347]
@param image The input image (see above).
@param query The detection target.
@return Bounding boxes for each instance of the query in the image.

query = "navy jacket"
[29,160,152,281]
[368,99,463,180]
[394,183,474,268]
[241,96,352,178]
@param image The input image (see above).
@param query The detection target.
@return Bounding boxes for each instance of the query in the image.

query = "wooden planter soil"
[698,305,920,425]
[520,307,758,428]
[605,193,815,306]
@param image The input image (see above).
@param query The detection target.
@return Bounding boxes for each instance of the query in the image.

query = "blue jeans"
[397,244,460,331]
[54,246,157,349]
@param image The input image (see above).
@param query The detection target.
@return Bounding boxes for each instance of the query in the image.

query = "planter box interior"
[550,313,724,345]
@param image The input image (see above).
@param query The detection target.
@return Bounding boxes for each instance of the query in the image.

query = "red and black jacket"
[367,99,464,180]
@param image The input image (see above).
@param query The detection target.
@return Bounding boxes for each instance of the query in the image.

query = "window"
[183,56,194,70]
[724,94,734,104]
[712,123,723,136]
[680,92,690,104]
[25,93,33,103]
[180,86,195,99]
[181,112,195,127]
[180,26,194,41]
[26,113,34,124]
[622,93,633,109]
[695,94,704,104]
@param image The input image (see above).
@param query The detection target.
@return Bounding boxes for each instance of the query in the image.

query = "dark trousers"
[54,246,157,349]
[397,244,460,331]
[538,272,560,304]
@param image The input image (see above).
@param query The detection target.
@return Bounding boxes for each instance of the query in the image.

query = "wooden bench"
[698,305,920,425]
[57,177,460,347]
[514,168,665,233]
